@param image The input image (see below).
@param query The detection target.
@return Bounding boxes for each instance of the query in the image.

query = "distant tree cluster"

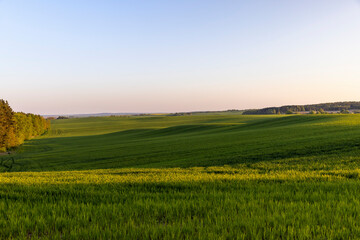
[168,112,193,116]
[243,102,360,115]
[57,116,69,119]
[0,100,50,152]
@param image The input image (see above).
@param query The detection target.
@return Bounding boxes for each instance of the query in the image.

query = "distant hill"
[243,101,360,115]
[167,110,243,116]
[43,113,145,118]
[43,110,244,118]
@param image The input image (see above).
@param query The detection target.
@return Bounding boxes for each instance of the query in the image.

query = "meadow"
[7,114,360,171]
[2,114,360,239]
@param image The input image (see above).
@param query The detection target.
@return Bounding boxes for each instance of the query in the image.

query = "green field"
[2,114,360,239]
[8,114,360,171]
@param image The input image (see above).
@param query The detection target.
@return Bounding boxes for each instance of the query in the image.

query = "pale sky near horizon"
[1,0,360,115]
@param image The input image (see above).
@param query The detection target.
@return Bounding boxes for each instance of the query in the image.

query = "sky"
[1,0,360,115]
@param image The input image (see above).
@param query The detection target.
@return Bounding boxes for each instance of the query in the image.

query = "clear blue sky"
[1,0,360,114]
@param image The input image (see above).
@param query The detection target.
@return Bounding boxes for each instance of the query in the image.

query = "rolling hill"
[5,113,360,171]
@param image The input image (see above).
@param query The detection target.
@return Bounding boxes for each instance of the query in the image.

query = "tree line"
[0,99,50,152]
[243,102,360,115]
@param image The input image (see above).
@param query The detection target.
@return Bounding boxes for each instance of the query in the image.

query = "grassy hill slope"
[3,114,360,238]
[4,114,360,171]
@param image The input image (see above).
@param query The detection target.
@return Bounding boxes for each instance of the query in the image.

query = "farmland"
[7,114,360,171]
[2,114,360,239]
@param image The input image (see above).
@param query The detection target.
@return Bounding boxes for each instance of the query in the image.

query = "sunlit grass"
[1,166,360,185]
[2,167,360,239]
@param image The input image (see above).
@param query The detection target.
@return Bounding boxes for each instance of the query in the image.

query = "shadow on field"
[5,114,360,172]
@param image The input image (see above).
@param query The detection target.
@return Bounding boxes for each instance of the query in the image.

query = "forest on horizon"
[243,101,360,115]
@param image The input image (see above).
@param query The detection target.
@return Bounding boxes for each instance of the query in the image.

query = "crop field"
[2,114,360,239]
[7,114,360,171]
